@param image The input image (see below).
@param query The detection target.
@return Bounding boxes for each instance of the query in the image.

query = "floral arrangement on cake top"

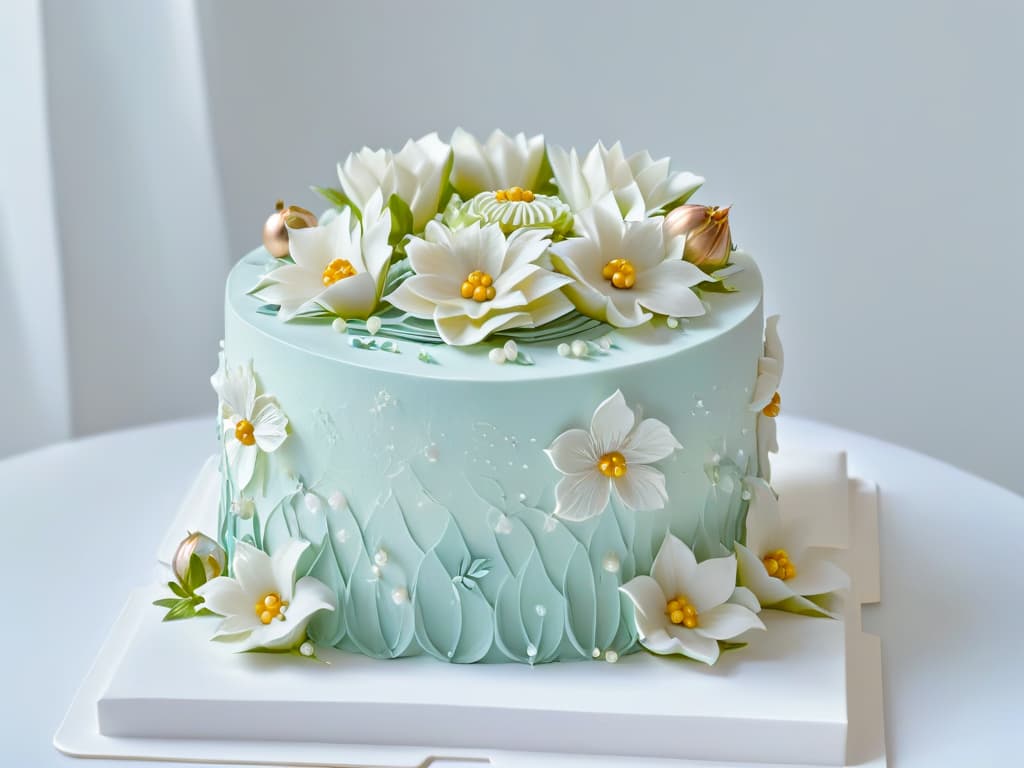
[252,130,741,347]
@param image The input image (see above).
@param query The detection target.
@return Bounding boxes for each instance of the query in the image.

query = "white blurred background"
[2,0,1021,493]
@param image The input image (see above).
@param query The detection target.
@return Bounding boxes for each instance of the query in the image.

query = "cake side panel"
[219,300,763,663]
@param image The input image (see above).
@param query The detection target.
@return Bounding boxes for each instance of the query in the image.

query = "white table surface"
[3,415,1022,767]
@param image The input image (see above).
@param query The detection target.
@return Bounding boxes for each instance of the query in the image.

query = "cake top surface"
[229,248,762,382]
[242,129,759,380]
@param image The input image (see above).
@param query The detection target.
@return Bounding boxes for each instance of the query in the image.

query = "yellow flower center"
[597,450,627,478]
[665,595,699,628]
[762,549,796,580]
[322,258,357,287]
[762,391,781,418]
[234,419,256,446]
[461,270,497,302]
[494,187,535,203]
[255,592,289,624]
[601,258,636,289]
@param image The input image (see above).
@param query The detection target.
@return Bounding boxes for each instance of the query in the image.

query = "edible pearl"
[328,491,347,510]
[304,492,321,513]
[503,339,519,362]
[299,641,314,657]
[489,348,507,365]
[374,548,389,567]
[602,553,621,573]
[391,587,409,605]
[366,316,382,335]
[605,650,619,663]
[556,343,571,357]
[332,318,348,333]
[570,339,587,358]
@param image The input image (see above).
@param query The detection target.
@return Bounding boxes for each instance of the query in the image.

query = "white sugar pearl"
[371,565,382,578]
[592,648,601,658]
[331,318,348,333]
[556,343,571,357]
[374,548,389,566]
[328,490,346,510]
[570,339,588,358]
[488,348,507,365]
[366,316,382,335]
[535,604,547,617]
[666,317,679,329]
[233,498,255,520]
[495,515,513,534]
[503,339,519,362]
[299,641,314,657]
[527,643,538,657]
[304,492,321,513]
[391,587,409,605]
[336,529,349,544]
[605,650,619,663]
[602,553,621,573]
[597,335,612,351]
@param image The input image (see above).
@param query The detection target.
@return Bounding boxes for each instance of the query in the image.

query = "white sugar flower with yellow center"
[211,356,288,491]
[735,478,849,618]
[338,132,451,233]
[548,194,707,328]
[749,315,783,481]
[449,128,546,198]
[549,140,703,219]
[197,539,336,652]
[545,390,681,521]
[384,221,574,346]
[620,534,765,665]
[252,192,392,322]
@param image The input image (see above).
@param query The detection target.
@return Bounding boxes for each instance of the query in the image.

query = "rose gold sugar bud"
[172,532,227,585]
[262,200,318,258]
[664,204,733,271]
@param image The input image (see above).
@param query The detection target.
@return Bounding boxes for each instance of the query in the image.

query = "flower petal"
[729,585,762,614]
[553,471,611,522]
[785,552,849,597]
[651,534,697,598]
[271,539,310,603]
[695,602,765,640]
[613,464,668,512]
[689,554,739,613]
[546,428,597,475]
[315,272,378,319]
[636,262,707,318]
[662,624,721,665]
[743,477,783,555]
[589,390,635,455]
[619,574,669,639]
[621,417,682,464]
[231,540,276,599]
[252,395,288,453]
[196,575,250,618]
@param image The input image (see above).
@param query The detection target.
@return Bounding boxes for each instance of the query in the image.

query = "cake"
[160,130,848,667]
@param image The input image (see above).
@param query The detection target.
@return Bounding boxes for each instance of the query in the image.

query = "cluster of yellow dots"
[601,258,636,289]
[255,592,288,624]
[762,391,781,418]
[494,187,535,203]
[762,549,796,580]
[234,419,256,446]
[461,270,497,302]
[666,595,699,628]
[597,451,628,478]
[322,257,357,287]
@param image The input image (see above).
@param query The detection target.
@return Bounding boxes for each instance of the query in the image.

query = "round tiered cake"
[185,131,821,668]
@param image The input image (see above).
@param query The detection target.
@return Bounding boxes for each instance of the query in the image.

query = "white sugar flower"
[253,191,392,321]
[450,128,546,198]
[338,132,451,233]
[384,221,574,346]
[548,194,706,328]
[548,140,703,219]
[620,534,764,665]
[545,390,681,521]
[735,478,849,617]
[211,356,287,491]
[197,539,336,652]
[749,315,783,481]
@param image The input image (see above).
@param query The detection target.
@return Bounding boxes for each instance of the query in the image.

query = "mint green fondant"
[218,247,765,663]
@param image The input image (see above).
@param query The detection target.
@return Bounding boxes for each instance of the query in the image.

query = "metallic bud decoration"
[172,532,227,585]
[664,204,733,271]
[262,200,318,258]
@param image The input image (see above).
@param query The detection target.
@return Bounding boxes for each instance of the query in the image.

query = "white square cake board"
[55,450,886,767]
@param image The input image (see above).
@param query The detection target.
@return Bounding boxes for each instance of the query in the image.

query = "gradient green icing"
[219,248,765,663]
